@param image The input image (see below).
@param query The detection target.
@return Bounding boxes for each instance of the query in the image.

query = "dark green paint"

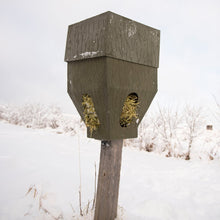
[65,11,160,67]
[65,11,160,140]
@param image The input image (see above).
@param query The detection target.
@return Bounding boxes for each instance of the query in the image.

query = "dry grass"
[23,162,124,219]
[120,94,139,127]
[78,162,97,217]
[82,94,100,136]
[25,185,63,220]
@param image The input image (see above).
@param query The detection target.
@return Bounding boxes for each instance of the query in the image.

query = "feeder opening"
[120,93,139,127]
[82,94,100,136]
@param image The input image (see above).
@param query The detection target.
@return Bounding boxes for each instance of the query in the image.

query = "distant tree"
[213,95,220,125]
[153,105,182,157]
[183,105,204,160]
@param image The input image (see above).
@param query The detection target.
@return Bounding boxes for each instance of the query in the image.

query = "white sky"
[0,0,220,116]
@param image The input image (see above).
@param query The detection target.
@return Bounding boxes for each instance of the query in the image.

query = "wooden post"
[94,139,123,220]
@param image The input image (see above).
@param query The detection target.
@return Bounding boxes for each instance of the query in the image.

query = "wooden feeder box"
[65,11,160,140]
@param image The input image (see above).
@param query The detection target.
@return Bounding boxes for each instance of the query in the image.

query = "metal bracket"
[101,140,111,147]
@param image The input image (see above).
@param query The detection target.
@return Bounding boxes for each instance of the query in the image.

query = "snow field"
[1,122,220,219]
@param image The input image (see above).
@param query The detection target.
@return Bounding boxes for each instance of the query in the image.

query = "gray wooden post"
[94,139,123,220]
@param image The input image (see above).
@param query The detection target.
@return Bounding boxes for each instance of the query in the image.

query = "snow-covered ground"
[1,121,220,220]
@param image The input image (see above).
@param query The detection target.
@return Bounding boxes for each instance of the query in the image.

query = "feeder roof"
[65,11,160,68]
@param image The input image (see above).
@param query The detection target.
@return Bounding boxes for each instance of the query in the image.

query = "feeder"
[65,11,160,140]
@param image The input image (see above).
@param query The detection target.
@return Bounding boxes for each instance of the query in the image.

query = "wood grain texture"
[65,11,160,68]
[65,11,160,140]
[67,57,157,140]
[94,139,123,220]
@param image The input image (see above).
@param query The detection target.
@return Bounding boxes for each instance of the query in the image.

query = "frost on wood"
[80,51,100,58]
[127,21,137,37]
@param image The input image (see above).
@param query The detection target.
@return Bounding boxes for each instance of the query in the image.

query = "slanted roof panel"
[65,11,160,68]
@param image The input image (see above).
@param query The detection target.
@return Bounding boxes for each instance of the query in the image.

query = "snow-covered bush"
[1,103,219,160]
[125,106,186,158]
[190,130,220,160]
[0,105,6,120]
[0,103,84,135]
[0,103,61,128]
[151,106,183,157]
[182,105,205,159]
[125,105,220,160]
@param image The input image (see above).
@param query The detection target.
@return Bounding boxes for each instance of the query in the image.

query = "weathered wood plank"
[67,57,157,140]
[94,139,123,220]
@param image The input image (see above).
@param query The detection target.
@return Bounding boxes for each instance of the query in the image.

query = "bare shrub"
[0,105,5,120]
[152,105,183,157]
[1,103,218,161]
[125,104,218,160]
[213,95,220,125]
[0,103,61,129]
[0,103,84,135]
[190,129,220,160]
[183,105,204,160]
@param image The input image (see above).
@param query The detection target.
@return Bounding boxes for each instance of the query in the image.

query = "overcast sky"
[0,0,220,116]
